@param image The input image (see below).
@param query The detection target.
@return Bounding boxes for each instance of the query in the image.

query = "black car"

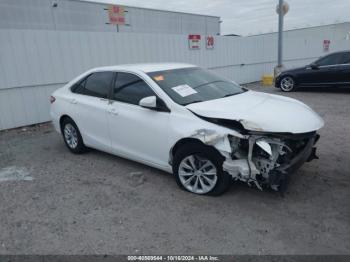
[275,51,350,92]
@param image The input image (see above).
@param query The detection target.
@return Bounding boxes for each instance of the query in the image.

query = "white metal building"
[0,0,221,35]
[0,1,349,131]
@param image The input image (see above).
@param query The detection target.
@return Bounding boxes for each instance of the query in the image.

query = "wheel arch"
[59,114,88,153]
[169,137,224,165]
[279,74,299,92]
[171,137,231,196]
[59,115,74,131]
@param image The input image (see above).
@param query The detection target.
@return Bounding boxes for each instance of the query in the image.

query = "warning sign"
[188,35,201,50]
[108,5,125,25]
[323,40,330,52]
[206,36,214,49]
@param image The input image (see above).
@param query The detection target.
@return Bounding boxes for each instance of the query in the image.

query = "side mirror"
[310,63,319,70]
[139,96,157,109]
[139,96,170,112]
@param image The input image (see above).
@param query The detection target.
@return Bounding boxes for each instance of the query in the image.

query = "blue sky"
[82,0,350,35]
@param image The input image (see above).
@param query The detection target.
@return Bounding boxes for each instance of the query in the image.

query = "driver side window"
[113,72,155,105]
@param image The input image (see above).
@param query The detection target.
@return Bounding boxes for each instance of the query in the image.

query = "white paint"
[50,63,324,175]
[256,140,273,156]
[86,63,195,74]
[139,96,157,108]
[0,166,33,182]
[186,90,324,133]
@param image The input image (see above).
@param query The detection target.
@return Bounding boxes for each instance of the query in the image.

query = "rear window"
[72,72,114,98]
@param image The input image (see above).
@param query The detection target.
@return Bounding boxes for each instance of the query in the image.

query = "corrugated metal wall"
[0,0,220,35]
[0,23,350,130]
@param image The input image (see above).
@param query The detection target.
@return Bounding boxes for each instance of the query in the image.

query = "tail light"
[50,96,56,104]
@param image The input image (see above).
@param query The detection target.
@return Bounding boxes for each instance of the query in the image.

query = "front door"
[302,53,343,86]
[107,72,171,168]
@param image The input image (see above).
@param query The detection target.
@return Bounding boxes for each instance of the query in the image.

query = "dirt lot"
[0,84,349,255]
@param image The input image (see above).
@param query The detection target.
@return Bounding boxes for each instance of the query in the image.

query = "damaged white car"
[50,63,324,195]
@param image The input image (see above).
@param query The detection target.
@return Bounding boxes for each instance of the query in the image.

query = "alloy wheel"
[64,123,78,149]
[178,155,218,194]
[280,76,295,92]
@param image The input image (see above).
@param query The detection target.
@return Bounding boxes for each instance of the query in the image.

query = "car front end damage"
[182,89,324,192]
[224,131,319,191]
[191,127,320,192]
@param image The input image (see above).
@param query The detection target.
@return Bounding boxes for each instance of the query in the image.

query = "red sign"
[188,35,201,50]
[323,40,330,52]
[206,36,214,49]
[108,5,125,25]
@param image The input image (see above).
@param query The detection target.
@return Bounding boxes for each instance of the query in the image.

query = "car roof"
[89,63,196,73]
[322,50,350,56]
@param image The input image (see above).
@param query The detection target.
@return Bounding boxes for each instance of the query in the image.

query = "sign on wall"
[323,40,330,52]
[108,5,125,25]
[206,36,214,49]
[188,35,201,50]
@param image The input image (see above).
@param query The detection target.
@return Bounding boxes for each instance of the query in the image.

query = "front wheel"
[280,76,296,92]
[173,144,231,196]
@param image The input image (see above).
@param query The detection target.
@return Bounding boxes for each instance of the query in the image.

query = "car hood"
[185,91,324,134]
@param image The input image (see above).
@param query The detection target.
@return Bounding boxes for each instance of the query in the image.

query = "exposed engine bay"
[224,132,319,191]
[190,117,320,192]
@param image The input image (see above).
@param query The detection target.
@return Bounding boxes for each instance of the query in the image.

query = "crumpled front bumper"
[222,131,320,192]
[276,133,319,175]
[267,133,320,191]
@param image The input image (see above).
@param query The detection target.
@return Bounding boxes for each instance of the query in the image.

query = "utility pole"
[277,0,284,67]
[274,0,289,77]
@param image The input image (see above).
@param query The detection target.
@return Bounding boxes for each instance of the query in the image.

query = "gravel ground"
[0,83,349,255]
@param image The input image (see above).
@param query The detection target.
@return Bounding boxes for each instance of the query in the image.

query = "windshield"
[148,67,245,105]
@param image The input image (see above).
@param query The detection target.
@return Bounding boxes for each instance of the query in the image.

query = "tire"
[172,143,231,196]
[61,117,87,154]
[280,76,296,92]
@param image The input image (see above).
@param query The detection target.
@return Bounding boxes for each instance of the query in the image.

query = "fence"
[0,23,349,130]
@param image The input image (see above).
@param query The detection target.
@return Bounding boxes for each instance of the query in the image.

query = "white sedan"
[50,63,324,195]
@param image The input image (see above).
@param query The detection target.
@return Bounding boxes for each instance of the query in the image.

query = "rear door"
[338,52,350,85]
[69,71,115,152]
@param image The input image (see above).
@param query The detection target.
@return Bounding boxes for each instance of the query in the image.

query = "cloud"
[81,0,350,35]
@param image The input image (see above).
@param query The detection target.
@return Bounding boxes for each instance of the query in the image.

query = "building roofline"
[246,21,350,37]
[70,0,221,19]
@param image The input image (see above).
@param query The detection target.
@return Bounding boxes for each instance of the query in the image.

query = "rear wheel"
[61,117,87,154]
[173,144,231,196]
[280,76,296,92]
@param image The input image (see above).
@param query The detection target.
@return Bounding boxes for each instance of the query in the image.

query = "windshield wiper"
[193,80,225,89]
[223,89,246,98]
[183,100,203,106]
[223,93,238,98]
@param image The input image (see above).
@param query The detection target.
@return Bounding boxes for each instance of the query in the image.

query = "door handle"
[70,98,78,104]
[108,108,118,115]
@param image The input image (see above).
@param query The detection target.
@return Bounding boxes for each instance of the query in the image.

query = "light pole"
[277,0,284,67]
[274,0,289,77]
